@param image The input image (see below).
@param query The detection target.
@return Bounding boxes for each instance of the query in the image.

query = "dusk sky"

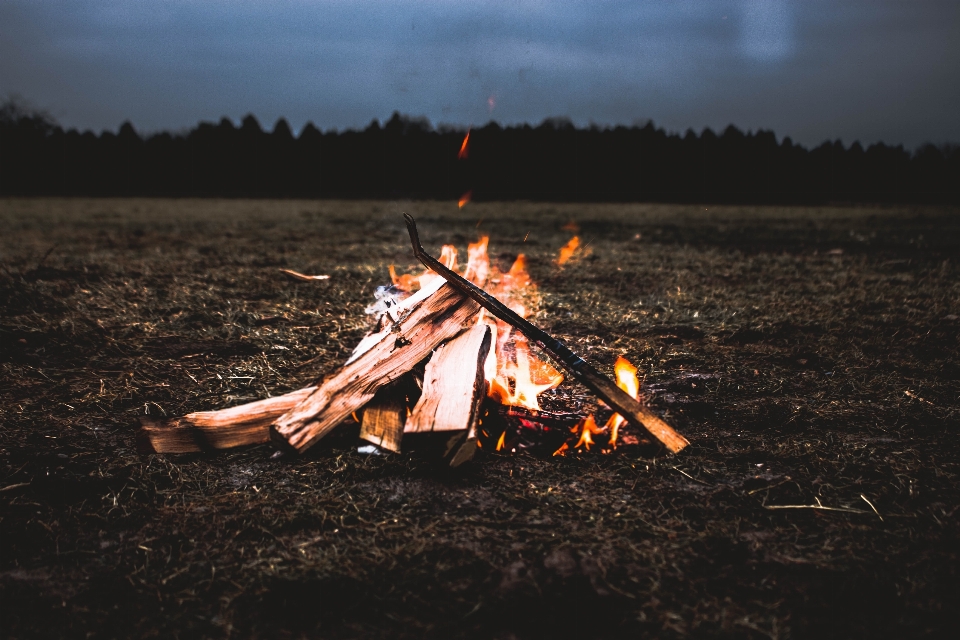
[2,0,958,149]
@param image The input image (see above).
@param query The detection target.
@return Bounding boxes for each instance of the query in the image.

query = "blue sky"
[2,0,958,148]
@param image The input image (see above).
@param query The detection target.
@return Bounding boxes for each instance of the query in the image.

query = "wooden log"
[272,282,480,452]
[136,387,315,454]
[358,381,409,453]
[405,323,491,434]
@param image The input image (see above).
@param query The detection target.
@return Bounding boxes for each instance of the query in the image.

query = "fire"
[458,129,470,159]
[573,414,604,451]
[463,236,490,286]
[495,430,506,451]
[389,244,458,292]
[563,356,640,452]
[556,236,580,266]
[458,191,472,208]
[604,356,640,448]
[487,333,563,411]
[388,234,564,412]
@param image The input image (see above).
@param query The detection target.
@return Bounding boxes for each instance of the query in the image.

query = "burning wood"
[403,213,690,453]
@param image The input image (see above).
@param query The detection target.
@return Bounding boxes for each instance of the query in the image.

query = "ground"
[1,198,958,639]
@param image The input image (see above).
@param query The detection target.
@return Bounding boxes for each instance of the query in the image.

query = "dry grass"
[1,198,959,639]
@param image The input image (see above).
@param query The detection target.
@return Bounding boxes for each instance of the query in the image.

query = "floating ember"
[458,129,470,159]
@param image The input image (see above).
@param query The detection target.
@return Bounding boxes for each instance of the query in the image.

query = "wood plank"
[405,322,492,433]
[358,381,409,453]
[136,387,315,454]
[272,282,480,452]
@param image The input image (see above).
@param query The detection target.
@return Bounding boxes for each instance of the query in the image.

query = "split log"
[136,387,315,454]
[272,282,480,452]
[405,322,491,434]
[358,381,409,453]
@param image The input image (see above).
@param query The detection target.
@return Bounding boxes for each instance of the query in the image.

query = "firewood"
[359,381,409,453]
[405,322,492,434]
[272,282,480,452]
[136,387,315,454]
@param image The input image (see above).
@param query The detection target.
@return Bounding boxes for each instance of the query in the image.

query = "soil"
[1,198,958,639]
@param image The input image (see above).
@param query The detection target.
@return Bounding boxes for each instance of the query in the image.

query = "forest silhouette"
[2,100,957,204]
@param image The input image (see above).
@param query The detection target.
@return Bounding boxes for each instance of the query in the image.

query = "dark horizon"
[3,100,958,205]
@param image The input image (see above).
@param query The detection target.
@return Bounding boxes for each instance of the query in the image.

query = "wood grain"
[272,283,480,452]
[136,387,315,454]
[405,322,491,434]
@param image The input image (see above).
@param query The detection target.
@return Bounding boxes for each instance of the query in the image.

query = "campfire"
[138,216,689,464]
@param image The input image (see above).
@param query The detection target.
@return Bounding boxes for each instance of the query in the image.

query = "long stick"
[403,213,689,453]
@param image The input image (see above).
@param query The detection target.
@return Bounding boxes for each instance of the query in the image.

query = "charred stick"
[402,213,689,453]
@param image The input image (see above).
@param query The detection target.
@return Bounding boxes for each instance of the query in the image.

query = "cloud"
[0,0,957,147]
[739,0,795,62]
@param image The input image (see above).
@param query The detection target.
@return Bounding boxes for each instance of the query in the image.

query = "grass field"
[1,198,958,638]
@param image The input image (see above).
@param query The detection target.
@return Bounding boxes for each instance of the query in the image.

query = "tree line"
[2,99,957,204]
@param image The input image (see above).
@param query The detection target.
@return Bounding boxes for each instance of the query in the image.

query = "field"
[1,198,958,639]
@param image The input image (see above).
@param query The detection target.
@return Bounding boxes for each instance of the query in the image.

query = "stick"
[402,213,689,453]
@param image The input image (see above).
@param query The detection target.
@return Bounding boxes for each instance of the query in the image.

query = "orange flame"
[496,430,506,451]
[574,414,605,451]
[463,236,490,287]
[556,236,580,266]
[487,333,563,411]
[458,129,470,159]
[459,191,472,208]
[604,356,640,448]
[389,244,458,292]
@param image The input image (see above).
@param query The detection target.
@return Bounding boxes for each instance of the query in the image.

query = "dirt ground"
[1,198,958,639]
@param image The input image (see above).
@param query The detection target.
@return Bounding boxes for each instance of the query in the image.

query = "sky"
[1,0,958,149]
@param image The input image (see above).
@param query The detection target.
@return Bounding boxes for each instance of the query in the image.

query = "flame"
[573,414,605,451]
[487,333,563,411]
[556,236,580,266]
[604,356,640,448]
[389,244,458,292]
[458,129,470,159]
[553,442,569,457]
[496,430,506,451]
[459,191,472,208]
[463,236,490,286]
